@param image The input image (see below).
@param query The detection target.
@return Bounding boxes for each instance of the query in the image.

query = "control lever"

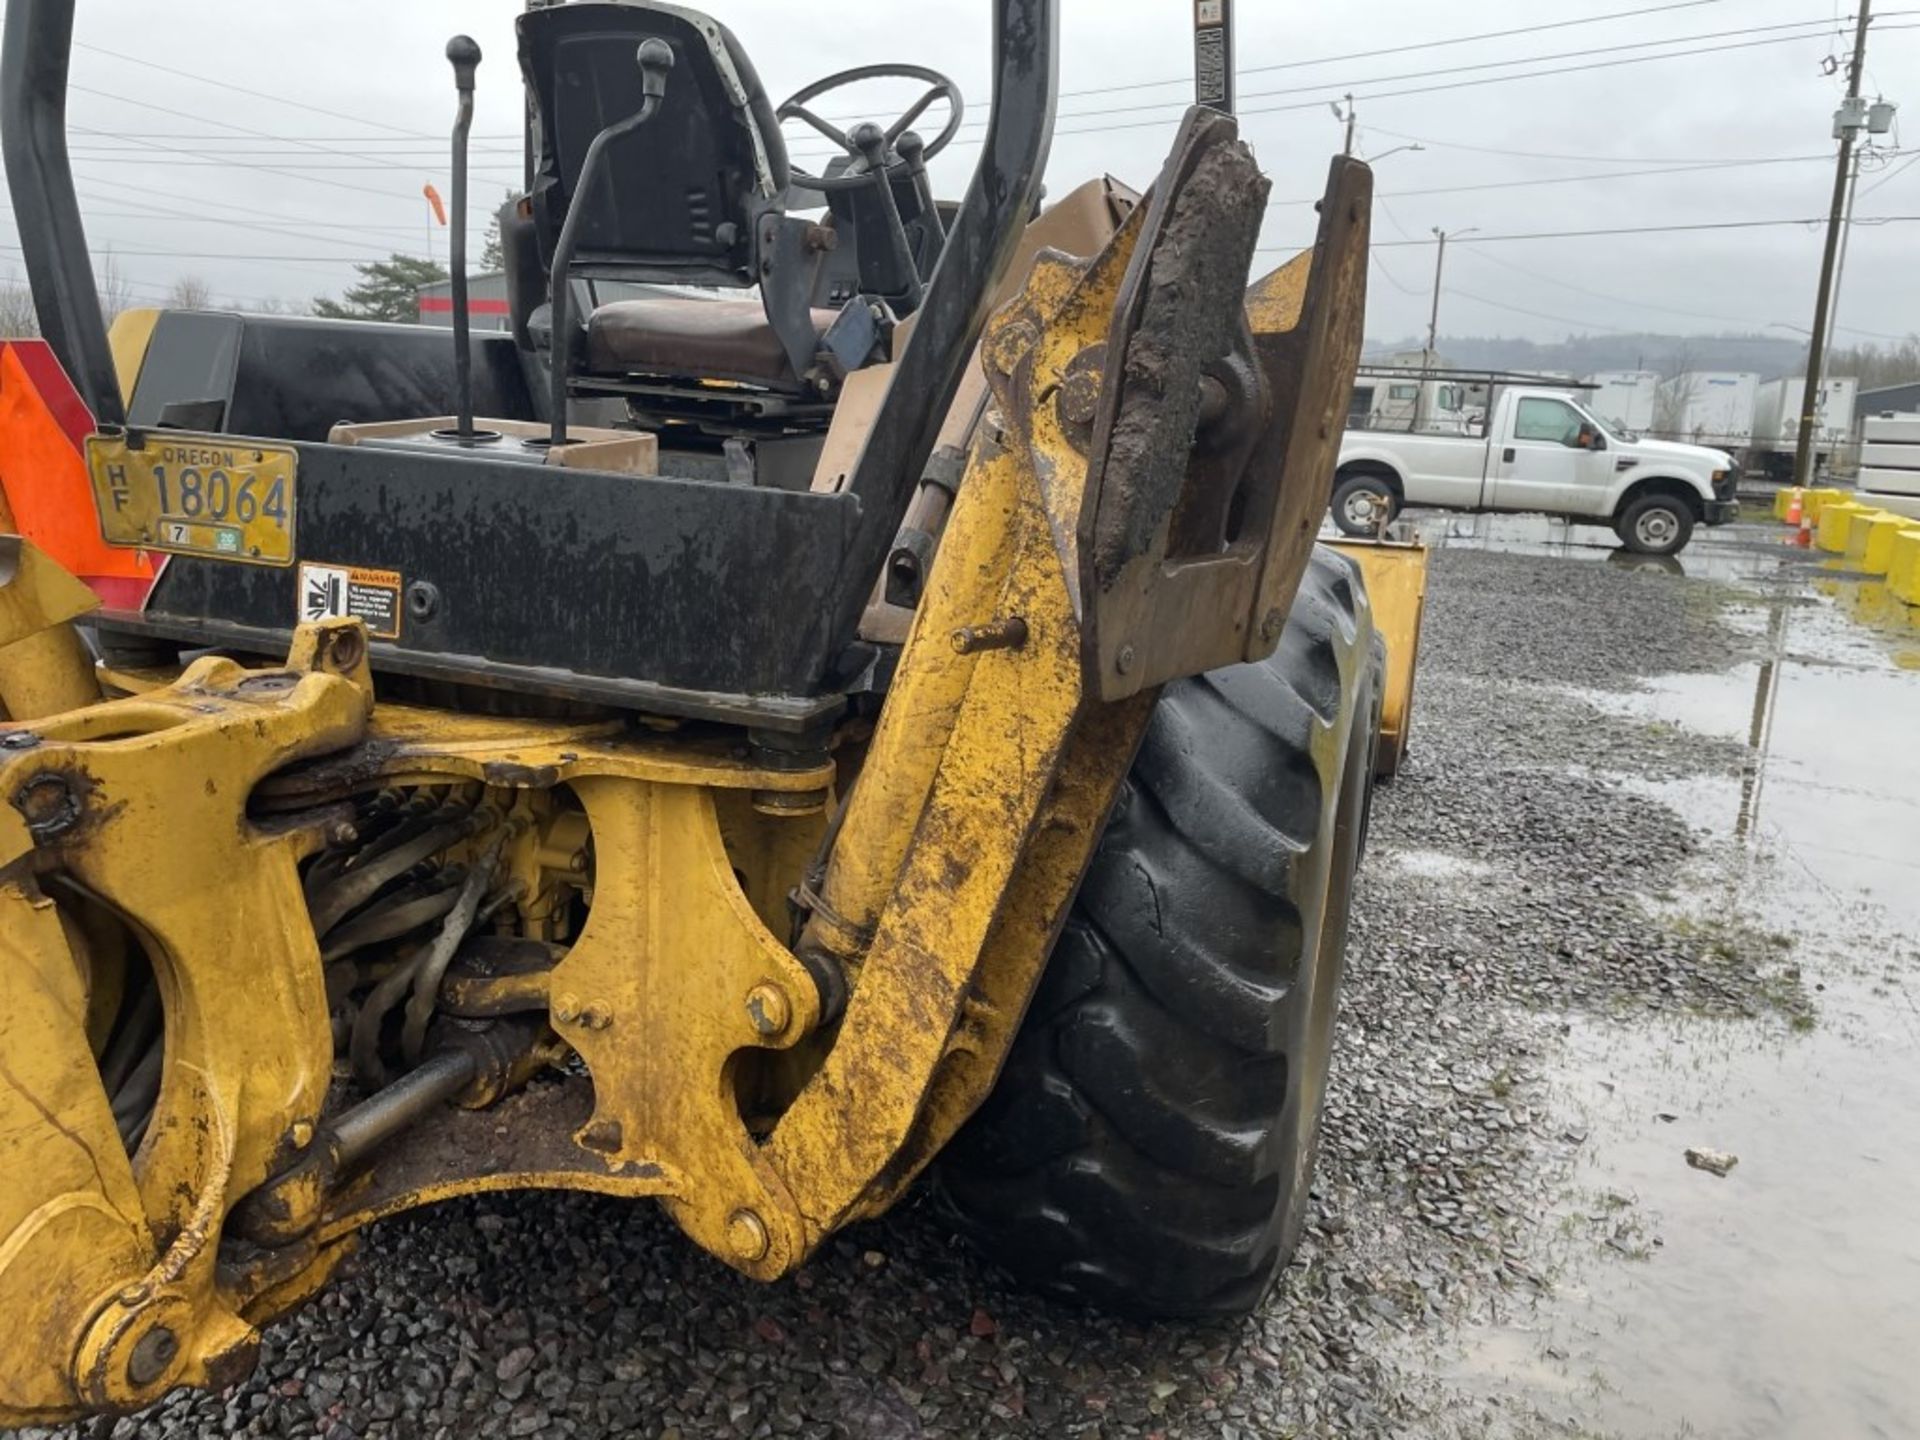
[444,35,484,443]
[545,38,675,450]
[852,122,924,309]
[896,130,946,249]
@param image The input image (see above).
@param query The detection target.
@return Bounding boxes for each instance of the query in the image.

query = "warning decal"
[298,562,403,641]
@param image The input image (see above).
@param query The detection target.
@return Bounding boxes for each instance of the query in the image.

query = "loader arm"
[0,10,1370,1422]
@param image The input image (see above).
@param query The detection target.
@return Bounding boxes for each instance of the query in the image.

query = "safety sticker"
[298,562,402,641]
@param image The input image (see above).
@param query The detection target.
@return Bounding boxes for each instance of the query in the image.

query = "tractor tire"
[937,547,1380,1318]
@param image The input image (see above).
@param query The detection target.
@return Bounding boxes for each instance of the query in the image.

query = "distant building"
[416,272,720,331]
[1859,380,1920,417]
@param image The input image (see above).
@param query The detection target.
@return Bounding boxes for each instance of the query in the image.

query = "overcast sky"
[12,0,1918,349]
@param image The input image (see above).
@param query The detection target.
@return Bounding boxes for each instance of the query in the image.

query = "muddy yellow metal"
[0,127,1372,1424]
[1329,538,1429,777]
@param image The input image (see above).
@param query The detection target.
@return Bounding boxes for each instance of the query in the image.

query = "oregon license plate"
[86,432,296,567]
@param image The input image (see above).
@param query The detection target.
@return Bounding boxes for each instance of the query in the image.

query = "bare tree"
[1653,343,1700,439]
[243,295,309,318]
[166,275,214,311]
[0,274,40,339]
[1827,336,1920,391]
[96,251,135,327]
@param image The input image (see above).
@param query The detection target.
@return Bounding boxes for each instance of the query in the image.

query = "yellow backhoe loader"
[0,0,1399,1422]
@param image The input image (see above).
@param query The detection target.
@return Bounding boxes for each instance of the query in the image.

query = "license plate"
[86,431,296,567]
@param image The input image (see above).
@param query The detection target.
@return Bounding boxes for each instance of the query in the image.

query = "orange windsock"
[424,183,448,226]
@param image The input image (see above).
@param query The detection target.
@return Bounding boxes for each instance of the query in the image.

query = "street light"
[1363,142,1425,164]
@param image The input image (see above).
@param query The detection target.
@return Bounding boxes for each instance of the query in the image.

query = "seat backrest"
[518,1,789,290]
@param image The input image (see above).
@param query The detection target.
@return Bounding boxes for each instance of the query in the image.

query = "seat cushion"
[584,296,834,389]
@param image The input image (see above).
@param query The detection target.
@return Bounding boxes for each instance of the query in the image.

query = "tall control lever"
[546,38,675,449]
[446,35,483,442]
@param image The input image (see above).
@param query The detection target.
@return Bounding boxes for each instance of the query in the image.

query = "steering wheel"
[777,64,964,194]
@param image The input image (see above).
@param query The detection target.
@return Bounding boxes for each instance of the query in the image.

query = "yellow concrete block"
[1817,501,1864,553]
[1804,488,1851,520]
[1889,528,1920,605]
[1772,488,1794,521]
[1861,513,1909,573]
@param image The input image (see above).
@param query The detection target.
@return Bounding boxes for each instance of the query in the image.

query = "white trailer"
[1655,372,1759,452]
[1751,376,1860,480]
[1586,371,1659,433]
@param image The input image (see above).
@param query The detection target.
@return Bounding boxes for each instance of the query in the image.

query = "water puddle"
[1390,849,1499,882]
[1422,552,1920,1437]
[1364,512,1797,586]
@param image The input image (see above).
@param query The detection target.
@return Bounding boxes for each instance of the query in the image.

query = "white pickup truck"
[1333,386,1740,555]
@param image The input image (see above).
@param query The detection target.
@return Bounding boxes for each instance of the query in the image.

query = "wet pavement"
[1394,512,1920,1439]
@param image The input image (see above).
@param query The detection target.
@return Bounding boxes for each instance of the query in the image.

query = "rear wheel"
[1331,471,1399,537]
[938,548,1379,1317]
[1615,493,1696,556]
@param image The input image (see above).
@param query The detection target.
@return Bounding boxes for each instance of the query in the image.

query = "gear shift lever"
[444,35,483,443]
[545,38,675,451]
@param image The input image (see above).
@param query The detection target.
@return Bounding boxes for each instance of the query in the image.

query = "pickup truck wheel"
[1331,472,1398,537]
[1615,494,1695,556]
[937,547,1378,1318]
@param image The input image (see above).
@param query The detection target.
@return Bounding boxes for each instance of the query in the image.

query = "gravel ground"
[23,532,1808,1440]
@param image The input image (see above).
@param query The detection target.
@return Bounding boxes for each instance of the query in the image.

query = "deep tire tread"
[939,548,1377,1318]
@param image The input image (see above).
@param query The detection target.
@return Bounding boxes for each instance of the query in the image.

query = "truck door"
[1491,396,1614,516]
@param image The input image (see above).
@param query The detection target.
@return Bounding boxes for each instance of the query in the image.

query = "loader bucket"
[1328,537,1429,777]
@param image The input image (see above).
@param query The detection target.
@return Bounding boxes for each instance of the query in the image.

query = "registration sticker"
[298,563,403,641]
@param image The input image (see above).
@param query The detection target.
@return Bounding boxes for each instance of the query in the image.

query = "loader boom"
[0,1,1372,1423]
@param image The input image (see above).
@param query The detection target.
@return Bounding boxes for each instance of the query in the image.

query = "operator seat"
[512,1,877,428]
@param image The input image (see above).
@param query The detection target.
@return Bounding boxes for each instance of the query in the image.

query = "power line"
[1056,0,1733,98]
[1445,285,1639,333]
[1451,244,1915,339]
[69,123,426,205]
[808,10,1890,143]
[792,24,1918,159]
[1267,154,1831,209]
[1056,13,1869,126]
[1860,149,1920,193]
[1259,213,1920,252]
[74,41,434,138]
[1364,121,1845,166]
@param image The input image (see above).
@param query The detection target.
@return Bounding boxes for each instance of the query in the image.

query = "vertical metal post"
[1,0,125,427]
[1194,0,1235,115]
[1425,231,1449,362]
[1794,0,1872,489]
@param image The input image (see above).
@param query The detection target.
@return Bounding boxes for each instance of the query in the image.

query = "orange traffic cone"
[1785,487,1804,526]
[1795,505,1814,547]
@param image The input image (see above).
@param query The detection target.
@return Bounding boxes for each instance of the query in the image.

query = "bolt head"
[290,1120,316,1150]
[554,993,582,1025]
[1115,644,1137,676]
[745,984,792,1037]
[727,1208,770,1263]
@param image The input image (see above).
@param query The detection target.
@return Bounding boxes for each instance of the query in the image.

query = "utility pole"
[1427,228,1474,361]
[1343,93,1356,155]
[1794,0,1873,489]
[1818,147,1862,399]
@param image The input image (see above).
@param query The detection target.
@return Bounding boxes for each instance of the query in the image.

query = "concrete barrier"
[1861,513,1910,573]
[1817,501,1866,554]
[1890,528,1920,605]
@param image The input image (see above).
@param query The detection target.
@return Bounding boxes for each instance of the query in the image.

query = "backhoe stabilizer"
[0,113,1368,1424]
